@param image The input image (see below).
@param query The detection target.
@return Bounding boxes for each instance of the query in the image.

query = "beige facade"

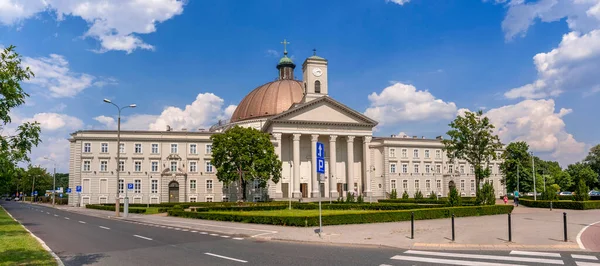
[68,51,505,206]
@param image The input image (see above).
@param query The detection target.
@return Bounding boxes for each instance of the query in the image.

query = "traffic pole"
[451,213,455,241]
[410,212,414,239]
[508,213,512,242]
[563,212,568,242]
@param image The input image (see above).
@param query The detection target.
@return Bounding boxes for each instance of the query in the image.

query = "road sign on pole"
[66,188,72,194]
[76,186,82,193]
[316,141,325,236]
[127,183,134,190]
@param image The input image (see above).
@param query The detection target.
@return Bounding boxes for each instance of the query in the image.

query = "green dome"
[308,55,325,60]
[278,55,294,65]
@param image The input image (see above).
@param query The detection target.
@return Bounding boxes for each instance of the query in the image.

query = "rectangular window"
[118,160,125,172]
[426,180,431,190]
[425,149,430,158]
[100,161,108,172]
[470,166,475,174]
[190,197,197,203]
[460,165,465,174]
[414,164,419,174]
[436,150,441,159]
[488,165,493,174]
[415,180,420,190]
[205,161,213,172]
[402,180,408,189]
[413,149,419,158]
[425,164,430,173]
[151,161,159,172]
[119,179,124,194]
[206,180,213,192]
[436,165,441,173]
[134,161,142,172]
[101,143,108,153]
[134,143,142,154]
[253,180,260,190]
[170,161,177,172]
[390,163,396,173]
[151,180,158,194]
[119,143,125,153]
[205,144,212,154]
[100,179,108,193]
[190,144,197,154]
[449,164,454,173]
[461,180,465,191]
[206,197,213,202]
[437,180,441,188]
[151,143,159,154]
[83,179,90,193]
[471,180,475,190]
[391,179,397,189]
[134,179,141,193]
[401,149,407,158]
[189,161,197,172]
[389,148,396,157]
[83,161,91,171]
[402,164,407,173]
[171,144,178,154]
[190,180,196,191]
[83,143,91,153]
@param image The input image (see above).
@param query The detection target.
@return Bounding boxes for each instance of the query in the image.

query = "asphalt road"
[2,201,599,266]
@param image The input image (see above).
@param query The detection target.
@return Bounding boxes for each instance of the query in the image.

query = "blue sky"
[1,0,599,171]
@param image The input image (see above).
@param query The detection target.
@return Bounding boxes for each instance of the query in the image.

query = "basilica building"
[68,46,506,206]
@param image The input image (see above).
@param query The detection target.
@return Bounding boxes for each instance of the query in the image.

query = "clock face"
[312,68,323,77]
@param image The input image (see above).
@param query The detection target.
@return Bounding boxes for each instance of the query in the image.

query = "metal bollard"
[451,213,455,241]
[550,201,553,211]
[411,212,414,239]
[508,213,512,242]
[563,212,568,242]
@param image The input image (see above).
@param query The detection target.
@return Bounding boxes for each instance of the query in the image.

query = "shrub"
[520,199,600,210]
[357,195,364,203]
[402,191,409,199]
[447,186,462,207]
[390,189,398,199]
[574,179,591,201]
[542,184,560,201]
[168,205,514,226]
[172,205,184,211]
[414,190,423,200]
[428,191,437,199]
[346,192,355,203]
[477,182,496,205]
[85,204,147,213]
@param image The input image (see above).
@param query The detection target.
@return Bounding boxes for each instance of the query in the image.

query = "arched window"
[315,80,321,93]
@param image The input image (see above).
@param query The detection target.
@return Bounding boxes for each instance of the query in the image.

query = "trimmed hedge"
[100,201,290,209]
[378,198,477,205]
[520,199,600,210]
[192,203,443,212]
[168,205,514,226]
[86,204,147,213]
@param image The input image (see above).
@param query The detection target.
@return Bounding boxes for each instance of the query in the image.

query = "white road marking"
[133,235,153,241]
[64,217,70,220]
[232,237,244,240]
[174,228,181,230]
[379,264,393,266]
[573,254,599,260]
[54,214,58,217]
[99,226,110,230]
[406,250,563,264]
[149,218,277,237]
[576,262,600,266]
[510,250,562,258]
[160,226,166,228]
[191,231,198,233]
[577,221,600,250]
[78,221,86,224]
[210,233,219,236]
[46,212,50,214]
[181,229,189,232]
[204,252,247,263]
[391,255,526,266]
[220,235,230,238]
[200,232,208,234]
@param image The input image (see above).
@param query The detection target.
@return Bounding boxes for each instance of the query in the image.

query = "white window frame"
[189,161,197,172]
[205,144,213,154]
[206,179,213,192]
[402,180,408,189]
[425,164,430,173]
[119,160,125,172]
[436,150,441,159]
[413,149,419,158]
[83,160,91,172]
[390,163,396,173]
[390,179,397,189]
[83,143,91,153]
[389,148,396,157]
[205,161,213,173]
[170,161,178,172]
[461,180,465,191]
[190,197,197,203]
[83,179,90,194]
[436,180,441,188]
[471,180,475,190]
[151,143,159,154]
[118,179,124,194]
[119,143,125,153]
[101,143,109,153]
[460,165,465,174]
[190,180,197,191]
[134,179,141,194]
[100,161,108,172]
[151,161,159,172]
[206,196,213,202]
[134,143,142,154]
[415,180,420,190]
[170,143,178,154]
[436,164,441,173]
[134,161,142,172]
[402,164,407,173]
[413,164,419,174]
[151,179,159,194]
[189,143,197,154]
[401,149,407,158]
[424,149,430,158]
[100,178,108,193]
[426,180,431,190]
[448,164,454,173]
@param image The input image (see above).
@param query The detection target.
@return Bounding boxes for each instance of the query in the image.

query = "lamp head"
[129,104,137,108]
[103,99,111,103]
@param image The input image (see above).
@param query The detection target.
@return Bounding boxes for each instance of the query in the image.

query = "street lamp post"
[43,157,57,207]
[103,99,136,217]
[531,152,537,201]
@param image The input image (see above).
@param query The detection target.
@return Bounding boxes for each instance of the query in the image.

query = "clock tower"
[302,49,328,103]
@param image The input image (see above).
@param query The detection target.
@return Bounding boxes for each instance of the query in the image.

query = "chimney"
[166,125,171,131]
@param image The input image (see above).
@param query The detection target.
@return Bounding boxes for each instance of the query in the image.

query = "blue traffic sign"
[59,194,63,198]
[127,183,134,190]
[316,142,324,159]
[76,186,82,193]
[317,158,325,174]
[66,188,72,194]
[33,191,38,196]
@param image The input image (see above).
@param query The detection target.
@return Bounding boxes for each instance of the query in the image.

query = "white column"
[273,133,283,198]
[363,136,372,196]
[292,134,302,198]
[329,135,338,198]
[346,136,355,196]
[311,134,320,198]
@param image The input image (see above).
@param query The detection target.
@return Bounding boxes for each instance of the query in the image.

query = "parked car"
[589,191,600,196]
[559,191,573,196]
[4,197,10,201]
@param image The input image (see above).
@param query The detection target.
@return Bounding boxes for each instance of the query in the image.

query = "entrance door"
[169,181,179,203]
[282,183,289,198]
[337,183,343,196]
[300,183,308,198]
[448,180,456,192]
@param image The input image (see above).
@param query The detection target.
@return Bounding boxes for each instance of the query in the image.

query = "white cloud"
[500,0,600,99]
[23,54,111,97]
[266,49,279,57]
[150,93,236,131]
[0,0,185,53]
[364,82,457,126]
[23,112,83,131]
[482,99,585,165]
[31,137,71,172]
[386,0,411,5]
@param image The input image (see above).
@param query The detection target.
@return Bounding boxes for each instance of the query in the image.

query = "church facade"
[68,48,506,206]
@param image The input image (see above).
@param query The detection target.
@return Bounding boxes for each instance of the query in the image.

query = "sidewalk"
[46,203,600,251]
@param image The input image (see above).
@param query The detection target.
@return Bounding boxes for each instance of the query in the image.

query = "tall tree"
[442,110,503,195]
[555,170,573,192]
[0,45,41,187]
[584,144,600,183]
[210,126,282,201]
[566,162,598,190]
[499,141,532,193]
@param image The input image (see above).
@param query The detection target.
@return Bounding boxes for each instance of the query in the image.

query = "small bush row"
[86,204,147,213]
[192,203,443,212]
[169,205,514,227]
[378,198,477,205]
[519,199,600,210]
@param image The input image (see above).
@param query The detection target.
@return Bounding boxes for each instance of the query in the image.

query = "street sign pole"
[316,142,325,236]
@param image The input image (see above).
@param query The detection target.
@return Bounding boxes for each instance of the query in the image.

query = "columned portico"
[272,132,283,198]
[292,133,302,198]
[363,136,372,196]
[329,135,338,198]
[346,136,355,195]
[311,134,320,198]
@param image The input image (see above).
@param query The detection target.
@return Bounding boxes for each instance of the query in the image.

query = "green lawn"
[210,209,383,216]
[143,207,163,215]
[0,206,57,266]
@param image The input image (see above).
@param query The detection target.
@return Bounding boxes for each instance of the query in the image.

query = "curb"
[2,205,64,266]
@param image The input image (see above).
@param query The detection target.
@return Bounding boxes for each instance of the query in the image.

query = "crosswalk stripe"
[510,250,562,258]
[576,262,600,266]
[391,255,527,266]
[572,254,598,260]
[405,250,564,265]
